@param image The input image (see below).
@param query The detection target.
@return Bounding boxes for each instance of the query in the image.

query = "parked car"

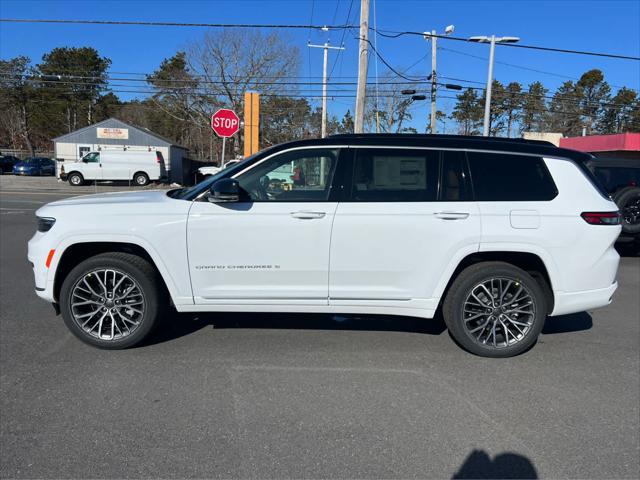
[13,157,56,176]
[197,159,241,178]
[585,158,640,243]
[0,154,20,174]
[61,150,165,186]
[28,134,621,357]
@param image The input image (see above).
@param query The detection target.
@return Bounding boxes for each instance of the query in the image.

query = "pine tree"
[521,81,548,134]
[577,69,611,134]
[451,88,483,135]
[597,87,638,133]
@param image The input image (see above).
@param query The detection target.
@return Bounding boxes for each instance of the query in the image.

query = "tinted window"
[83,153,100,163]
[440,151,472,201]
[467,152,557,201]
[236,148,338,202]
[592,166,640,194]
[350,148,438,202]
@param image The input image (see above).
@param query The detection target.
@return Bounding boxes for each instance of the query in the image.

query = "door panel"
[79,152,102,180]
[329,148,481,308]
[187,147,341,304]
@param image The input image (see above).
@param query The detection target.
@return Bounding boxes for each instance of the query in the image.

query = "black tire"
[133,172,149,186]
[443,261,547,358]
[612,186,634,203]
[68,172,84,186]
[59,252,165,349]
[615,187,640,234]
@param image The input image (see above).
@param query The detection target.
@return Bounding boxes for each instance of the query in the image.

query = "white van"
[62,150,165,186]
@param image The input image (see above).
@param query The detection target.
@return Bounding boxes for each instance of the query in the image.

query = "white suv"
[28,135,621,357]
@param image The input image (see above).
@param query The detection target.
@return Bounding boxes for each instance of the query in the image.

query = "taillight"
[581,211,621,225]
[156,152,162,164]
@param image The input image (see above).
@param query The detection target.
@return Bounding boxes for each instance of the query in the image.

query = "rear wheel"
[615,187,640,235]
[443,262,547,357]
[133,172,149,186]
[59,252,165,349]
[68,172,84,186]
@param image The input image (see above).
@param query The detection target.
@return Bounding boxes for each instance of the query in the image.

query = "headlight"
[37,217,56,232]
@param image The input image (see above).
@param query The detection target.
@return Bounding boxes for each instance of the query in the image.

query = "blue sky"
[1,0,639,132]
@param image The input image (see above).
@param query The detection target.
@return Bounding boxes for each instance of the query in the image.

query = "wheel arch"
[436,250,556,314]
[53,240,180,306]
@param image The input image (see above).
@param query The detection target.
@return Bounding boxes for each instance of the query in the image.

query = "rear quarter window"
[467,152,557,201]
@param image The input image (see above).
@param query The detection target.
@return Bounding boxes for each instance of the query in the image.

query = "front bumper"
[27,232,56,303]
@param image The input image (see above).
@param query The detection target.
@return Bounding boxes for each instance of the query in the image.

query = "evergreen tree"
[521,81,548,133]
[597,87,638,133]
[451,88,483,135]
[577,69,611,134]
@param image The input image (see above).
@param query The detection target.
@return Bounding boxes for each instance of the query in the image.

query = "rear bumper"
[550,281,618,316]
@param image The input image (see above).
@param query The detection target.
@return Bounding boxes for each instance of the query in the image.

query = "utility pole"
[469,34,520,136]
[354,0,370,133]
[430,30,437,134]
[424,25,454,134]
[309,42,344,138]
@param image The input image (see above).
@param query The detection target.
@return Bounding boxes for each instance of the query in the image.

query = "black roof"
[266,133,593,163]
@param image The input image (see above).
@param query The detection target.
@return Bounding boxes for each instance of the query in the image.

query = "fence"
[0,148,55,159]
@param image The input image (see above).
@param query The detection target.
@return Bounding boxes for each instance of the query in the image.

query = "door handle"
[434,211,469,220]
[290,211,326,220]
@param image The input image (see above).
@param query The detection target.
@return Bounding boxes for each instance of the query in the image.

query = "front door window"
[235,148,338,202]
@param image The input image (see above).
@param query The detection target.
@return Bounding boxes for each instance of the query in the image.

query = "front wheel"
[443,262,547,357]
[59,252,165,349]
[68,172,84,186]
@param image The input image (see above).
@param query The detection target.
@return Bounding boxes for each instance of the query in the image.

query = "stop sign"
[211,109,240,138]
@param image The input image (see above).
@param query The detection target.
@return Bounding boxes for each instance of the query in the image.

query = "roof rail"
[328,133,556,147]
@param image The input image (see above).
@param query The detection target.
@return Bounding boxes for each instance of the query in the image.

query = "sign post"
[211,109,240,168]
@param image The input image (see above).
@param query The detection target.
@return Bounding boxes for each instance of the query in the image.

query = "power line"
[327,0,355,80]
[2,17,638,60]
[356,36,430,82]
[439,46,635,90]
[3,73,631,108]
[0,18,356,30]
[373,28,640,61]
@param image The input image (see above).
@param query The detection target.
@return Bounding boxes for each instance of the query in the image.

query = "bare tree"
[364,72,419,133]
[186,28,301,157]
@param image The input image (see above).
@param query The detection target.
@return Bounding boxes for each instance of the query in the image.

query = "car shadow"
[452,449,538,479]
[542,311,592,334]
[143,310,448,347]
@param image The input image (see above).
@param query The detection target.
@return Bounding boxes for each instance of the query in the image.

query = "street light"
[469,35,520,136]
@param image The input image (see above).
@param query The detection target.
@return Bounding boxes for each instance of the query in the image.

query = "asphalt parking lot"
[1,176,639,479]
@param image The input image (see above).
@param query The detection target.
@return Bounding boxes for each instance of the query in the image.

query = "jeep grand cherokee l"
[28,134,621,357]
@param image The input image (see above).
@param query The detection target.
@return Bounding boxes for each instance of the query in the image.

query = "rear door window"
[467,152,557,201]
[440,151,472,201]
[349,148,438,202]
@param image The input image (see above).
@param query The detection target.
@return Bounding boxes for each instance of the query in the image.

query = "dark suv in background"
[586,158,640,246]
[0,154,20,174]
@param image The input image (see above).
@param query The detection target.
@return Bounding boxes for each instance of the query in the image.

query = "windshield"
[169,149,275,200]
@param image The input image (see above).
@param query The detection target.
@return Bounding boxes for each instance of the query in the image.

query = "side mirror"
[208,178,240,203]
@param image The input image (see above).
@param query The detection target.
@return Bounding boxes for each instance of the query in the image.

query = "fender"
[47,233,194,306]
[478,242,560,292]
[431,243,559,303]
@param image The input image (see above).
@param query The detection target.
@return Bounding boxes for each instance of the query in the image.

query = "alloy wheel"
[462,277,535,349]
[622,198,640,226]
[69,269,145,341]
